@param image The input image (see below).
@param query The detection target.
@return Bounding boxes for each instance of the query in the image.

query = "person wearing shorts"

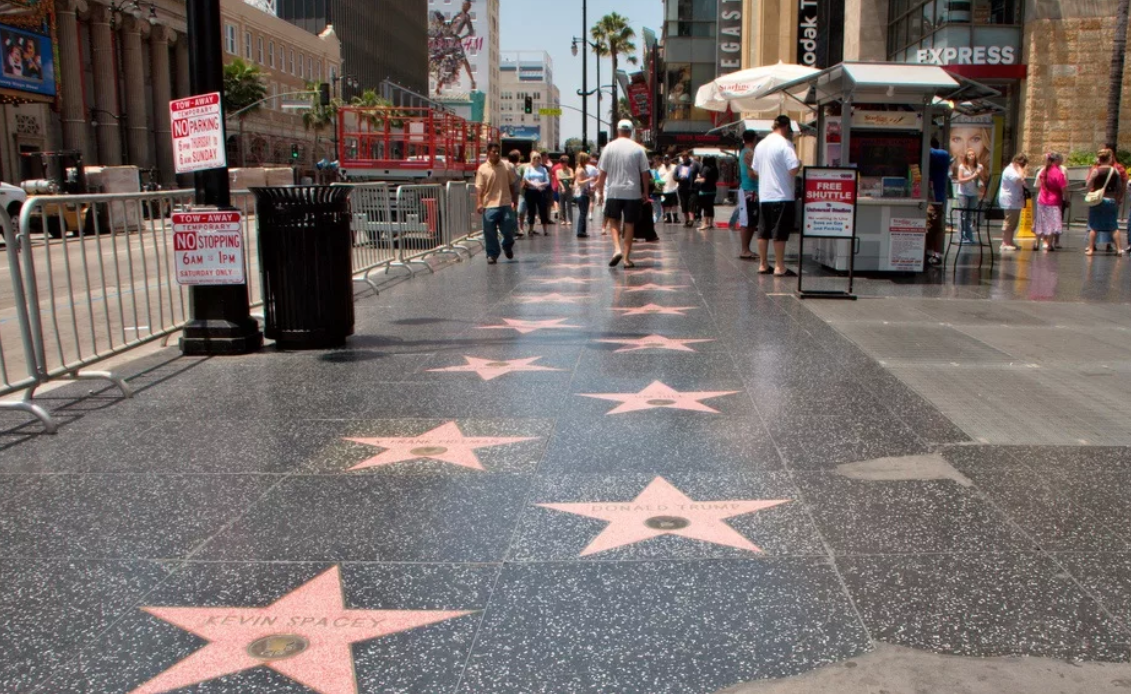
[753,115,800,276]
[596,119,652,268]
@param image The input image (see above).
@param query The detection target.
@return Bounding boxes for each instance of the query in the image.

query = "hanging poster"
[427,0,487,100]
[0,1,58,102]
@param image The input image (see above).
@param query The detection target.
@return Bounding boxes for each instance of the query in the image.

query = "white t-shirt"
[659,164,679,194]
[752,133,801,202]
[997,164,1026,210]
[953,163,983,197]
[575,164,599,197]
[597,137,650,200]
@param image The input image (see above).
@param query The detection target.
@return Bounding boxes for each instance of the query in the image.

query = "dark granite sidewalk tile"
[194,473,532,562]
[0,559,172,693]
[1055,553,1131,631]
[765,413,929,469]
[37,562,495,694]
[0,474,276,559]
[1010,446,1131,474]
[507,472,822,561]
[457,559,870,694]
[793,471,1037,555]
[539,415,781,474]
[839,553,1131,661]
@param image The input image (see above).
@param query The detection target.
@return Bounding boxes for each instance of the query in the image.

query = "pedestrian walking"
[556,155,575,229]
[574,151,598,237]
[737,129,760,259]
[695,156,719,230]
[513,150,528,237]
[752,115,801,276]
[675,152,700,228]
[596,119,652,268]
[1085,148,1125,256]
[951,148,985,244]
[659,155,679,223]
[522,152,552,236]
[505,149,522,242]
[926,137,951,264]
[996,153,1029,252]
[649,157,665,224]
[1033,152,1067,251]
[475,143,517,264]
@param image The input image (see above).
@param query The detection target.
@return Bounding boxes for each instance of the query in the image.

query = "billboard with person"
[427,0,487,98]
[0,19,56,99]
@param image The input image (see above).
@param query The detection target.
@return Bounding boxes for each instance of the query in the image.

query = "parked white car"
[0,181,27,220]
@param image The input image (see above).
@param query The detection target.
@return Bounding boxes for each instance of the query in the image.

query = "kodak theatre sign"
[797,0,820,67]
[718,0,742,76]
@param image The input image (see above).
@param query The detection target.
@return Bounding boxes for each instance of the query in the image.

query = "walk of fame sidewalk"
[2,225,1131,694]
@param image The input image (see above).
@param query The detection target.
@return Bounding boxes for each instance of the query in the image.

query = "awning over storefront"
[756,62,997,108]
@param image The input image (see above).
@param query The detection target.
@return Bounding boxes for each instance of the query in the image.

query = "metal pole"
[582,0,588,151]
[180,0,263,356]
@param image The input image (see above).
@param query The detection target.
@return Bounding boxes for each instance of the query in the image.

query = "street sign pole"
[180,0,263,355]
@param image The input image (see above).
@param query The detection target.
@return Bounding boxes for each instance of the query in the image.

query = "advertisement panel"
[500,125,540,140]
[428,0,489,100]
[717,0,742,75]
[626,72,651,121]
[886,216,928,272]
[0,21,56,99]
[948,114,996,179]
[803,168,858,239]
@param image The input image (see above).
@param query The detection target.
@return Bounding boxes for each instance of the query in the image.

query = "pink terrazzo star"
[515,293,589,304]
[578,380,738,414]
[427,356,564,381]
[623,269,680,276]
[546,263,597,270]
[538,477,790,556]
[532,277,593,285]
[129,566,475,694]
[595,334,715,353]
[345,422,537,471]
[477,318,583,334]
[611,303,698,316]
[622,283,689,293]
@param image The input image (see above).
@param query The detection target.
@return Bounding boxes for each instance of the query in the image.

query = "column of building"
[88,3,123,165]
[119,14,151,168]
[150,25,176,186]
[56,0,92,162]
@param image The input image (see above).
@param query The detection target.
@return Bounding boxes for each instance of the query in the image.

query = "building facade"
[276,0,427,100]
[0,0,342,187]
[738,0,1131,171]
[426,0,500,125]
[498,50,560,151]
[221,0,340,172]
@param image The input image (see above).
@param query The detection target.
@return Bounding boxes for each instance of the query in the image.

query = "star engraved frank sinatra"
[129,566,475,694]
[538,477,790,556]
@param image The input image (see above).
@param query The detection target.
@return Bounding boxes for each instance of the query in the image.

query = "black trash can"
[251,186,355,349]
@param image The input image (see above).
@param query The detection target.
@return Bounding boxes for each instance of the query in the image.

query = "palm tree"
[223,59,267,166]
[301,82,340,177]
[350,88,403,130]
[612,97,637,128]
[591,13,638,126]
[1106,0,1130,148]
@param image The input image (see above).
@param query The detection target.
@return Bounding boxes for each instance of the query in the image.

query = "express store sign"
[915,45,1017,66]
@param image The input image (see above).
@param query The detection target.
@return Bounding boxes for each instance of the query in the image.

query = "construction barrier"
[3,181,481,432]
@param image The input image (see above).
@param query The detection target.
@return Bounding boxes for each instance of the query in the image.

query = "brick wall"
[1022,15,1131,156]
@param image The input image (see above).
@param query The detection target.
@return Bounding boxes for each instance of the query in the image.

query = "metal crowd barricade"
[333,182,397,293]
[390,183,451,274]
[17,190,198,400]
[0,209,56,432]
[442,181,477,259]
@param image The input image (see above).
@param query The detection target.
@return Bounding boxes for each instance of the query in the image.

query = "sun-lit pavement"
[2,218,1131,694]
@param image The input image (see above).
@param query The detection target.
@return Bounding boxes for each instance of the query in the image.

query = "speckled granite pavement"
[3,222,1131,694]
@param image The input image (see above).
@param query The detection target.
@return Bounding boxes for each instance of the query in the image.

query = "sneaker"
[504,246,514,259]
[1000,244,1018,251]
[487,256,497,264]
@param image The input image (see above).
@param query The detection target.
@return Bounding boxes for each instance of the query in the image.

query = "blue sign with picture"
[0,24,56,98]
[500,125,540,140]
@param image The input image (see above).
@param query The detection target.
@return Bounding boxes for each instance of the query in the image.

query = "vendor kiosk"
[759,63,996,273]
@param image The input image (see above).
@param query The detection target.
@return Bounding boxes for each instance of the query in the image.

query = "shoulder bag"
[1085,167,1116,206]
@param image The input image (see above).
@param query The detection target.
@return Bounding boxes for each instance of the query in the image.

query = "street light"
[571,32,603,152]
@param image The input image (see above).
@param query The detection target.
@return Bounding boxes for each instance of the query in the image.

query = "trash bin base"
[268,327,354,350]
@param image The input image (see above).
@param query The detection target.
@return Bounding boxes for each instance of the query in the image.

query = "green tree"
[591,13,638,126]
[612,97,637,128]
[349,88,403,129]
[301,82,342,179]
[564,137,596,153]
[222,58,267,116]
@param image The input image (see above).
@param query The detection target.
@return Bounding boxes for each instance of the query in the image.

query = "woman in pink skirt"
[1034,151,1067,251]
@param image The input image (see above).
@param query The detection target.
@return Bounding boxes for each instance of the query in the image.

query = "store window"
[268,41,275,68]
[244,31,252,60]
[257,37,264,64]
[225,25,237,54]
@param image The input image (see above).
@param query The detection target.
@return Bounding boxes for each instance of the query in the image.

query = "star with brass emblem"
[345,422,537,471]
[595,334,715,353]
[477,318,583,334]
[578,380,738,414]
[427,356,564,381]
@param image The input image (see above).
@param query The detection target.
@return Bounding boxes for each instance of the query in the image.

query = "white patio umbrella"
[695,61,820,114]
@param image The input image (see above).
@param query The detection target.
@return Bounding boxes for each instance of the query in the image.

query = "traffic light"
[524,96,533,114]
[291,144,299,161]
[319,83,331,106]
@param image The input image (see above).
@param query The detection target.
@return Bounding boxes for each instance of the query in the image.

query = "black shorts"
[662,192,679,207]
[605,198,643,225]
[758,201,795,241]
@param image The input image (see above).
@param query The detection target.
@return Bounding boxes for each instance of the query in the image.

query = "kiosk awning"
[756,62,996,106]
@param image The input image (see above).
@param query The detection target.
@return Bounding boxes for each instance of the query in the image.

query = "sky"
[498,0,664,145]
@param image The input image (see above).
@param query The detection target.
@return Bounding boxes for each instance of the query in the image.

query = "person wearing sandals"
[556,155,575,229]
[596,119,652,269]
[695,156,719,230]
[737,129,760,259]
[752,115,801,276]
[573,152,598,238]
[1085,148,1125,256]
[1033,152,1067,251]
[996,153,1029,252]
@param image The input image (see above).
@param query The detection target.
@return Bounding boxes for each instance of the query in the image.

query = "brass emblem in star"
[427,356,564,381]
[577,380,739,414]
[345,421,538,471]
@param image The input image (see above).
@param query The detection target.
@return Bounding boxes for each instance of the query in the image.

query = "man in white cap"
[596,119,652,268]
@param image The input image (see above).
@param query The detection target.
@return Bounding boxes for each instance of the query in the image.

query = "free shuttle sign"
[170,92,227,174]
